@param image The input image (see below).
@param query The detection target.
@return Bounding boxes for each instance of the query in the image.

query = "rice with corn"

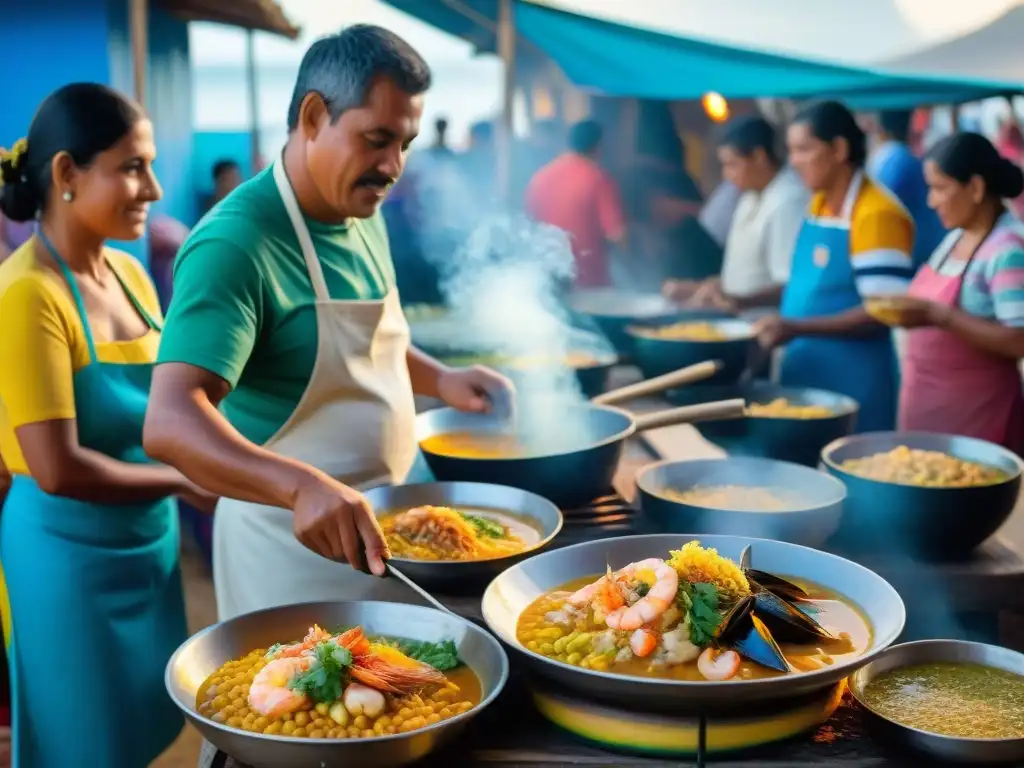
[668,541,750,601]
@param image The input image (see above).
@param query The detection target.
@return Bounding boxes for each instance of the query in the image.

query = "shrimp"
[630,627,658,658]
[605,558,679,631]
[274,624,331,659]
[697,647,741,681]
[566,568,626,618]
[248,656,313,719]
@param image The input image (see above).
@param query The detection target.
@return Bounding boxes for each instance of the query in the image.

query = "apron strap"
[838,170,864,223]
[273,158,331,302]
[36,229,100,363]
[106,258,162,332]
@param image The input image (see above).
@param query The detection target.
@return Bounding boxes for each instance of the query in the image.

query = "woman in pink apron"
[894,132,1024,453]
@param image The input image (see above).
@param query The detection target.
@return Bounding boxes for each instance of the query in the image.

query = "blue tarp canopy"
[383,0,1021,109]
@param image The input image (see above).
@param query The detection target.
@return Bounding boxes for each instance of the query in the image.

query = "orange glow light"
[702,92,729,123]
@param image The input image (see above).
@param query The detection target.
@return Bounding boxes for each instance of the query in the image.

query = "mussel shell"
[746,569,810,602]
[714,596,790,673]
[753,590,837,644]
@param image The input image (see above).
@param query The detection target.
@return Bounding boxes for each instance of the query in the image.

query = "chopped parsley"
[386,638,461,671]
[677,582,722,648]
[458,512,507,539]
[634,582,651,598]
[288,641,353,703]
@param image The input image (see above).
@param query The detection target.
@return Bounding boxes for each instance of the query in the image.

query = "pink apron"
[899,233,1024,452]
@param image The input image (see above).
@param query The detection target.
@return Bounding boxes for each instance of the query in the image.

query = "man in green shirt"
[144,25,512,619]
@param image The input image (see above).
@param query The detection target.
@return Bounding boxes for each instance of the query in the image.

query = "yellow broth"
[378,505,542,561]
[516,576,870,681]
[196,645,481,740]
[746,398,834,419]
[420,431,583,459]
[862,662,1024,739]
[840,446,1008,487]
[631,321,731,341]
[661,485,800,512]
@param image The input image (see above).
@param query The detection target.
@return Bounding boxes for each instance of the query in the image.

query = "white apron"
[213,159,421,621]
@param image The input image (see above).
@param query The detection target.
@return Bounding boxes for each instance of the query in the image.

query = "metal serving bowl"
[627,318,758,385]
[666,383,859,467]
[821,432,1023,559]
[849,639,1024,764]
[364,481,563,592]
[636,458,847,549]
[165,601,509,768]
[481,534,905,712]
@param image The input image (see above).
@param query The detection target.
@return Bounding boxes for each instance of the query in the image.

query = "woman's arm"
[786,307,887,338]
[933,307,1024,359]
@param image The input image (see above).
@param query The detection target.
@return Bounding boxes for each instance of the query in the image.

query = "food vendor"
[891,132,1024,452]
[144,26,512,620]
[755,101,916,432]
[663,115,808,316]
[0,84,215,767]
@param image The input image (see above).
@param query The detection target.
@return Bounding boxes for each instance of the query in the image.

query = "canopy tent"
[160,0,300,39]
[881,6,1024,83]
[382,0,1020,109]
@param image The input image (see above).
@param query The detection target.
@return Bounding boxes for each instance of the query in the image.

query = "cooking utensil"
[366,482,563,592]
[481,533,905,710]
[636,457,847,548]
[166,601,509,768]
[821,431,1023,559]
[627,318,759,385]
[385,562,454,614]
[667,383,859,467]
[849,639,1024,764]
[417,362,742,508]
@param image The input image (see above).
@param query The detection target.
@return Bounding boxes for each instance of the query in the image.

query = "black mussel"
[747,570,810,602]
[753,590,837,643]
[715,595,790,673]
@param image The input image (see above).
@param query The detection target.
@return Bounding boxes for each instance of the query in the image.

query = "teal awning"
[382,0,1021,108]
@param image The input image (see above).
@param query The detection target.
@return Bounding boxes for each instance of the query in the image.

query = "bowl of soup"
[626,319,758,385]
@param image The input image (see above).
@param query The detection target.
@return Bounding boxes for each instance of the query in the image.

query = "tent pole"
[129,0,148,105]
[245,29,262,172]
[497,0,516,206]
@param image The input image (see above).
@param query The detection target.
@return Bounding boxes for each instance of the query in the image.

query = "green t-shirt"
[157,166,397,445]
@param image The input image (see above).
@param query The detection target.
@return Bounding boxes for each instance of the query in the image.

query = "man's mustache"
[356,174,394,188]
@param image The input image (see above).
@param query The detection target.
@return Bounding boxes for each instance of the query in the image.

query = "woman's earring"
[62,191,73,202]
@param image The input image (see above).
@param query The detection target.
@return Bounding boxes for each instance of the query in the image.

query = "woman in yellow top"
[756,100,916,432]
[0,83,214,767]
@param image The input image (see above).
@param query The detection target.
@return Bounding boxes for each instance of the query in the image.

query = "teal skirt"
[0,476,187,767]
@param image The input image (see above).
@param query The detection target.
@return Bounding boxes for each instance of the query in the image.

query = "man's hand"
[662,279,700,303]
[291,472,389,576]
[753,314,794,349]
[883,296,949,329]
[689,278,737,313]
[437,365,515,415]
[179,480,219,515]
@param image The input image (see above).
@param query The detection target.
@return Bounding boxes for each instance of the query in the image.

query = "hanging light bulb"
[702,92,730,123]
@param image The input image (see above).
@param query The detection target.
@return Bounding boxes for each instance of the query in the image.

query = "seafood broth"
[378,505,542,561]
[420,431,586,459]
[196,625,481,740]
[862,662,1024,739]
[515,542,871,683]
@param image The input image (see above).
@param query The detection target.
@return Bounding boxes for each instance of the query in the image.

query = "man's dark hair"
[879,110,913,143]
[286,24,431,131]
[718,115,779,164]
[569,120,602,154]
[212,158,240,182]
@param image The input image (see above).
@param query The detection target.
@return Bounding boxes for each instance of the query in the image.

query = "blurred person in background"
[144,26,511,621]
[148,214,190,311]
[428,116,454,159]
[995,116,1024,219]
[665,115,807,316]
[867,109,946,269]
[0,213,33,264]
[203,157,243,214]
[697,179,741,251]
[525,119,626,288]
[889,133,1024,452]
[0,83,215,768]
[756,100,915,432]
[459,120,497,204]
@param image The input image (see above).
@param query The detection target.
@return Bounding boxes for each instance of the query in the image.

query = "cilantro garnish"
[458,512,507,539]
[288,641,353,703]
[386,638,462,671]
[677,582,722,647]
[634,582,651,598]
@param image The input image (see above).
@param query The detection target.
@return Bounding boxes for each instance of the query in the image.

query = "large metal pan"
[165,601,509,768]
[637,457,848,548]
[438,349,619,399]
[481,534,905,712]
[364,481,563,592]
[627,317,759,385]
[417,362,746,507]
[821,431,1023,559]
[667,383,859,466]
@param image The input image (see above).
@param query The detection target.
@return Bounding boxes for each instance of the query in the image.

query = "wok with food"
[850,639,1024,764]
[566,289,697,356]
[627,318,758,385]
[668,384,858,467]
[482,534,904,709]
[637,458,846,548]
[364,482,561,590]
[166,601,508,768]
[822,432,1022,558]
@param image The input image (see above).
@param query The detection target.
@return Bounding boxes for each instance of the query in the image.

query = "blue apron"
[779,190,898,433]
[0,234,186,767]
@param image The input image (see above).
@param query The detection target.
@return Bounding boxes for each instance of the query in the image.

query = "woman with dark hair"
[0,83,214,766]
[756,100,916,431]
[889,132,1024,450]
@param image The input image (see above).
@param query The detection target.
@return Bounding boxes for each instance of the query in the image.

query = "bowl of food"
[366,482,563,592]
[667,383,859,466]
[482,534,904,711]
[850,639,1024,764]
[166,601,508,768]
[626,319,758,385]
[821,432,1022,558]
[864,295,914,327]
[636,458,847,548]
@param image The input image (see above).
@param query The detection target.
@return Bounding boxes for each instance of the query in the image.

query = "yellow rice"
[668,541,751,601]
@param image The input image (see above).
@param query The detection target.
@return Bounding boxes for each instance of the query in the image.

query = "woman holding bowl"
[756,101,916,432]
[889,132,1024,452]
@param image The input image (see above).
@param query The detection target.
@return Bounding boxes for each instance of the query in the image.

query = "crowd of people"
[0,18,1022,768]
